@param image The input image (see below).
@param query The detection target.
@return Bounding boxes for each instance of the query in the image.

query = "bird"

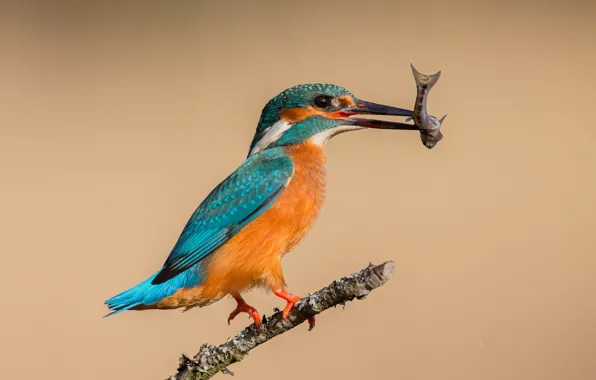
[105,83,418,329]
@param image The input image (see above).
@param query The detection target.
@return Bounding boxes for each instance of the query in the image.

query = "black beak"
[341,100,419,131]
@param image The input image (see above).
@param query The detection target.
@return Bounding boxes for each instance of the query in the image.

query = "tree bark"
[167,261,396,380]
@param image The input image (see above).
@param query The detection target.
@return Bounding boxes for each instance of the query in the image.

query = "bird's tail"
[104,274,156,317]
[104,265,203,317]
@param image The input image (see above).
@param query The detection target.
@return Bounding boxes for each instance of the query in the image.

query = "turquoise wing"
[152,148,293,284]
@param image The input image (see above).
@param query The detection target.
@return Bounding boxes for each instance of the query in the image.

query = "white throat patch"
[249,119,292,156]
[309,125,364,146]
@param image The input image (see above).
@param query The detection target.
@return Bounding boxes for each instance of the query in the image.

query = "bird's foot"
[228,293,261,328]
[273,288,316,330]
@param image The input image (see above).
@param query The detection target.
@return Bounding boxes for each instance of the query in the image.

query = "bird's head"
[248,83,416,156]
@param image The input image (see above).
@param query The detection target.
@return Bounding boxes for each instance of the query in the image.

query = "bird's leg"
[228,293,261,328]
[273,288,316,330]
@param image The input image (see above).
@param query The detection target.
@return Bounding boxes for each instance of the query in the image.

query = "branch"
[167,261,396,380]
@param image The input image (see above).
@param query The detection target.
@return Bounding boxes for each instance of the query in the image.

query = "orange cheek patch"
[338,95,356,107]
[279,106,324,124]
[326,95,357,118]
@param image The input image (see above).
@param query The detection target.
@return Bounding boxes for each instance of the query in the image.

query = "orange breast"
[153,142,327,309]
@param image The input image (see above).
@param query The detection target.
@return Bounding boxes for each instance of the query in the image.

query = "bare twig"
[167,261,396,380]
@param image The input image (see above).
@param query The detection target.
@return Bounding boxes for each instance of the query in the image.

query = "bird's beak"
[327,100,419,131]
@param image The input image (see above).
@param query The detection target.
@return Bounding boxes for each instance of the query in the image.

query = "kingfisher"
[105,84,418,329]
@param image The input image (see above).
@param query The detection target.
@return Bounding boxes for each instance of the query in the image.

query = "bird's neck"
[283,141,327,205]
[284,141,327,175]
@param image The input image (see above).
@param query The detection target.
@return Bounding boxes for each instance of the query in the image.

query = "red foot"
[228,293,262,328]
[273,288,316,330]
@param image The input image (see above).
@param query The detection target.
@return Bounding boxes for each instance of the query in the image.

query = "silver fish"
[409,64,447,149]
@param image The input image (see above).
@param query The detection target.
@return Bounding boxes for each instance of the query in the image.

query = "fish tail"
[411,63,441,90]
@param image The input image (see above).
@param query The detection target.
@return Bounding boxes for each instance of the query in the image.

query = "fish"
[408,64,447,149]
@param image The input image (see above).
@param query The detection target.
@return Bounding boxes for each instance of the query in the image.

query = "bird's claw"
[307,316,316,331]
[228,299,262,328]
[274,289,316,330]
[280,303,316,330]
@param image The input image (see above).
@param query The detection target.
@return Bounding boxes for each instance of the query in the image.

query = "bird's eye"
[314,95,333,109]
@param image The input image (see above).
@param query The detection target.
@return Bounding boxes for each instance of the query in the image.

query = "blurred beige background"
[1,1,595,379]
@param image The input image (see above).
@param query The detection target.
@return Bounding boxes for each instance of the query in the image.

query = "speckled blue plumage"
[104,148,294,316]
